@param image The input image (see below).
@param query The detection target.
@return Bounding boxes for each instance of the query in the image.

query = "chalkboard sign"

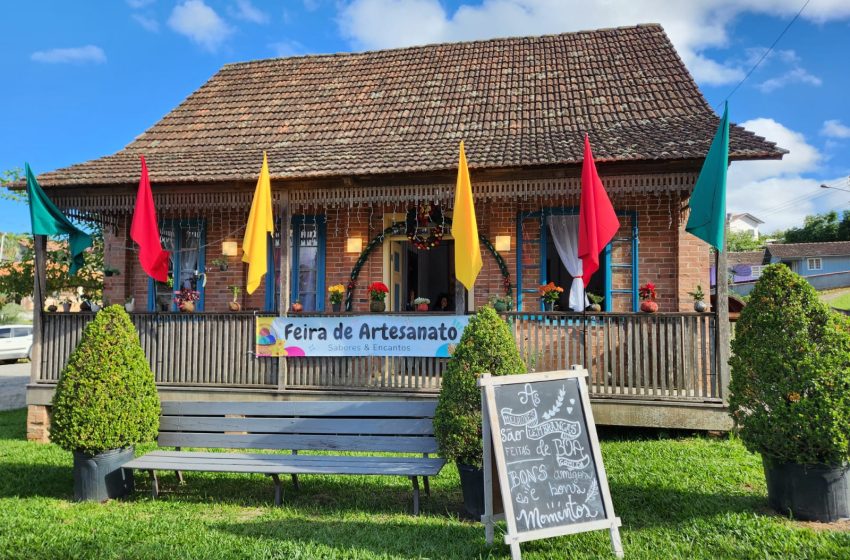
[480,367,623,560]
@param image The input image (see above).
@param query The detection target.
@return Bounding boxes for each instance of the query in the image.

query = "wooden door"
[390,240,404,311]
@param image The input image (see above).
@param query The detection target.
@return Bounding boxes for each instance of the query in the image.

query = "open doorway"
[387,240,456,311]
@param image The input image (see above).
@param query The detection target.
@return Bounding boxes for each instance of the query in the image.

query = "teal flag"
[25,163,92,275]
[686,102,730,251]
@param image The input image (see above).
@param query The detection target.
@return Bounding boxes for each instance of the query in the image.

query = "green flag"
[686,102,730,251]
[25,163,92,275]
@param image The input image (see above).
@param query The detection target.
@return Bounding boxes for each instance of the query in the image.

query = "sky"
[1,0,849,234]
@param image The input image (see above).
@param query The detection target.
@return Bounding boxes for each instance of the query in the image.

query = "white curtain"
[546,215,588,312]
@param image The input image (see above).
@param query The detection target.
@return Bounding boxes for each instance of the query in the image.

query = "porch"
[27,310,730,431]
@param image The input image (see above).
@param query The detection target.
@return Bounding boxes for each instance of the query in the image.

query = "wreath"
[406,203,445,250]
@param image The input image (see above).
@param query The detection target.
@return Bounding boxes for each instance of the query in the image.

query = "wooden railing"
[38,311,720,401]
[507,312,720,402]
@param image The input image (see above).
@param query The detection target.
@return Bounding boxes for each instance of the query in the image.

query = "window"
[267,216,327,312]
[750,265,764,279]
[807,258,822,271]
[12,327,32,337]
[148,221,206,311]
[0,328,9,339]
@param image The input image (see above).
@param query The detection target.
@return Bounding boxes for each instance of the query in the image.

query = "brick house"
[26,24,782,436]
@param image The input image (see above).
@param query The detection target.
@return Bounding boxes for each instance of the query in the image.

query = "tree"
[782,210,850,244]
[727,230,764,252]
[0,168,24,204]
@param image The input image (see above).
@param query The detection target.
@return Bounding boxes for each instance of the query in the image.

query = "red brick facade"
[103,180,710,315]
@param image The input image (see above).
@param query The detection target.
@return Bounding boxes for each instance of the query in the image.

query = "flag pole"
[30,235,47,385]
[716,217,731,404]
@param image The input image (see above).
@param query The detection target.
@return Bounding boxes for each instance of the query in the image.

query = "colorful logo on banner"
[255,315,470,358]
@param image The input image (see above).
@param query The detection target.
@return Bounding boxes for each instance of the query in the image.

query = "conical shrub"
[434,306,526,467]
[729,264,850,465]
[51,305,160,455]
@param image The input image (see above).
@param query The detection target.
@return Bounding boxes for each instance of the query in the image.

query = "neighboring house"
[765,241,850,276]
[729,251,768,283]
[728,213,764,239]
[22,24,783,435]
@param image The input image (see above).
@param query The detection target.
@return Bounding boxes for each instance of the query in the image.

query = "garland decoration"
[405,203,445,250]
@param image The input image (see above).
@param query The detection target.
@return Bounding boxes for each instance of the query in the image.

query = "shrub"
[434,306,526,467]
[729,264,850,465]
[50,305,160,455]
[0,302,22,324]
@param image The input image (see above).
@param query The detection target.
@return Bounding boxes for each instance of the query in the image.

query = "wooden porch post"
[277,189,291,391]
[716,218,731,404]
[30,235,47,384]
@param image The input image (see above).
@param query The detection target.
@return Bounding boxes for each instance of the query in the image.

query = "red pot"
[416,303,429,312]
[640,301,658,313]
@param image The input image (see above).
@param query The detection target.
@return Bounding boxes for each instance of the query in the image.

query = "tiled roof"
[767,241,850,259]
[728,251,766,266]
[36,24,784,188]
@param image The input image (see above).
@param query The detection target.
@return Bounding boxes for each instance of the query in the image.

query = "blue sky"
[1,0,849,233]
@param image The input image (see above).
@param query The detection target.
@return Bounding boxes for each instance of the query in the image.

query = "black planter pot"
[457,462,485,519]
[73,447,135,502]
[763,457,850,522]
[332,302,342,312]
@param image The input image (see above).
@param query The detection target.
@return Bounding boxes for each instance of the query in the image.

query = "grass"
[826,291,850,311]
[0,409,848,560]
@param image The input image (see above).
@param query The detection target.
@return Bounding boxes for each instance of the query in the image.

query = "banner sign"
[256,314,470,358]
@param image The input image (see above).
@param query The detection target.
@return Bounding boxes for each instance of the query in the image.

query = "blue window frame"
[147,220,206,311]
[265,215,326,312]
[515,209,638,312]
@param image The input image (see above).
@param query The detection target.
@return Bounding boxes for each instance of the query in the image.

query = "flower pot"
[228,301,241,311]
[62,303,72,313]
[416,303,429,312]
[332,302,342,313]
[291,302,303,313]
[124,300,134,313]
[493,301,508,313]
[80,301,92,312]
[694,300,708,313]
[543,301,556,312]
[763,458,850,522]
[72,447,135,502]
[47,305,57,312]
[180,301,195,313]
[370,300,386,313]
[640,301,658,313]
[587,303,602,312]
[457,462,486,519]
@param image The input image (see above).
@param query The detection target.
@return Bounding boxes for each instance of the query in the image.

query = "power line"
[717,0,811,108]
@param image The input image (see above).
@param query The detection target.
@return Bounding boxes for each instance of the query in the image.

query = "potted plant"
[173,288,200,312]
[328,284,345,312]
[103,266,120,277]
[538,282,563,311]
[434,306,526,518]
[50,305,160,501]
[47,303,58,312]
[489,294,512,313]
[211,257,228,272]
[123,296,134,313]
[367,282,389,312]
[729,265,850,522]
[61,298,72,313]
[639,282,658,313]
[227,285,241,311]
[587,292,604,312]
[414,297,430,311]
[689,285,707,312]
[291,300,303,313]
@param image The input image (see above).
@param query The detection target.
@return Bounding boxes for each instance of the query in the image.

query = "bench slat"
[161,400,437,418]
[159,416,435,435]
[124,452,445,476]
[157,432,439,453]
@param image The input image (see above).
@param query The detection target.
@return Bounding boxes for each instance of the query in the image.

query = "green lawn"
[0,408,847,560]
[826,291,850,311]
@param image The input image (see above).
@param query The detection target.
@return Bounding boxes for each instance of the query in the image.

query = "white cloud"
[231,0,269,24]
[727,118,847,231]
[757,67,822,92]
[31,45,106,64]
[270,40,306,57]
[337,0,850,86]
[132,13,160,32]
[126,0,155,8]
[822,119,850,139]
[168,0,232,52]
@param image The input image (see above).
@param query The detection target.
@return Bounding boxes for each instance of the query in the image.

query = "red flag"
[578,135,620,282]
[131,156,170,282]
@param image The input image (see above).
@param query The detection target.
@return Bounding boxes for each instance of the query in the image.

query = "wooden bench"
[122,400,445,514]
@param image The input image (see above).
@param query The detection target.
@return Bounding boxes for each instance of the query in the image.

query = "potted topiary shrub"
[488,294,512,313]
[50,305,161,502]
[729,264,850,522]
[434,306,526,518]
[586,292,604,313]
[689,285,707,312]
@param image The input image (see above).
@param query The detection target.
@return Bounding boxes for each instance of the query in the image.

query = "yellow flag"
[242,152,274,294]
[451,140,482,291]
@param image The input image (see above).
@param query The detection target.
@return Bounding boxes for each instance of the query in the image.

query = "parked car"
[0,325,33,363]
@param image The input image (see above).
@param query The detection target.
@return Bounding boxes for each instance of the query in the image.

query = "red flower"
[367,282,389,293]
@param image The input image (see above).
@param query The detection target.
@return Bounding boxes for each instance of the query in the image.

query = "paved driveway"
[0,362,28,411]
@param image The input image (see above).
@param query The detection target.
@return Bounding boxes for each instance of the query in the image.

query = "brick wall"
[101,180,706,314]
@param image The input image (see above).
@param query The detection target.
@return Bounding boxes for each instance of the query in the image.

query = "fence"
[38,311,720,402]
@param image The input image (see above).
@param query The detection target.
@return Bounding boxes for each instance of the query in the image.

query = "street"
[0,361,28,411]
